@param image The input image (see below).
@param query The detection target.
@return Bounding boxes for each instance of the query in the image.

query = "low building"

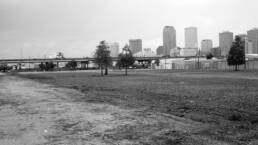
[156,46,164,56]
[180,48,198,57]
[133,48,156,57]
[201,39,213,55]
[211,47,221,57]
[170,47,181,57]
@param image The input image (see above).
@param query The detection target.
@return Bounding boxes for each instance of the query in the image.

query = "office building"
[156,46,164,56]
[185,27,198,48]
[134,48,156,57]
[237,34,247,41]
[107,42,119,57]
[201,39,213,54]
[236,34,248,54]
[246,41,253,54]
[129,39,142,54]
[163,26,176,56]
[180,48,198,57]
[211,47,221,57]
[247,28,258,54]
[170,47,180,57]
[219,31,233,56]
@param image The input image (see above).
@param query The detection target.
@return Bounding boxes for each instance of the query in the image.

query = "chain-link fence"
[155,60,258,71]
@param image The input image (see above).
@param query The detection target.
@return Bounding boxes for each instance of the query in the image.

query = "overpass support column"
[56,62,59,69]
[18,63,22,70]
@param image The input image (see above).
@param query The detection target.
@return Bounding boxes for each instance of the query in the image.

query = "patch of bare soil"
[0,75,231,145]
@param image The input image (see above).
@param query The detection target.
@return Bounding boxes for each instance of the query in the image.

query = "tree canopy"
[66,60,77,70]
[227,36,245,71]
[206,53,214,60]
[117,44,135,75]
[39,62,55,71]
[94,41,112,76]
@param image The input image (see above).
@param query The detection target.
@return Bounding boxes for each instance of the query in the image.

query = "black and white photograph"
[0,0,258,144]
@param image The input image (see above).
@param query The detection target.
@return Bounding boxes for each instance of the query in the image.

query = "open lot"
[1,70,258,145]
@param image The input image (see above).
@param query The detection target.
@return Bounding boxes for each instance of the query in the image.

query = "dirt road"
[0,74,230,145]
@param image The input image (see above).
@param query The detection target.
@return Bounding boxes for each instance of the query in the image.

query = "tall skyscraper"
[219,31,233,56]
[247,28,258,54]
[236,34,248,54]
[201,39,213,54]
[185,27,198,48]
[129,39,142,54]
[163,26,176,56]
[247,41,253,54]
[107,42,119,57]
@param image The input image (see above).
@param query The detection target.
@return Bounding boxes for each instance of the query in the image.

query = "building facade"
[163,26,176,56]
[129,39,142,54]
[236,34,248,54]
[134,48,156,57]
[247,41,253,54]
[185,27,198,48]
[180,48,198,57]
[219,31,233,56]
[201,39,213,54]
[170,47,180,57]
[247,28,258,54]
[156,46,164,56]
[211,47,221,57]
[107,42,119,57]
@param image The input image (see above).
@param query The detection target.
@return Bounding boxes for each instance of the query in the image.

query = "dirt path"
[0,75,230,145]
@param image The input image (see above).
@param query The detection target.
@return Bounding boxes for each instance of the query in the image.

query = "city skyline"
[1,0,258,58]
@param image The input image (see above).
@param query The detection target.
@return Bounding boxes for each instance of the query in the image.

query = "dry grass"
[18,70,258,144]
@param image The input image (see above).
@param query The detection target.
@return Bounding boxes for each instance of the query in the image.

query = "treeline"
[38,60,78,71]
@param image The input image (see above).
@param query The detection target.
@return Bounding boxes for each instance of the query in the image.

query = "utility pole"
[196,48,201,70]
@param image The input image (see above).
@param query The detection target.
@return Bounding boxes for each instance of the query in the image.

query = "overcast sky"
[1,0,258,58]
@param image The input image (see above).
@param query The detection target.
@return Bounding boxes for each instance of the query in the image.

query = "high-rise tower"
[219,31,233,56]
[163,26,176,56]
[129,39,142,54]
[185,27,198,48]
[247,28,258,54]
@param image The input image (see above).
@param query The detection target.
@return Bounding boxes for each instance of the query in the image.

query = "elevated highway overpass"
[0,56,167,64]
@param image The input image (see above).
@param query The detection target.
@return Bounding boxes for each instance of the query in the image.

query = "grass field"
[18,70,258,144]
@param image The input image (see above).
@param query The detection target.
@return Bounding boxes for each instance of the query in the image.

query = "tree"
[227,36,245,71]
[45,61,55,71]
[0,63,8,72]
[56,52,65,59]
[94,41,112,76]
[155,59,160,66]
[117,44,135,75]
[39,62,46,71]
[206,53,214,59]
[66,60,77,70]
